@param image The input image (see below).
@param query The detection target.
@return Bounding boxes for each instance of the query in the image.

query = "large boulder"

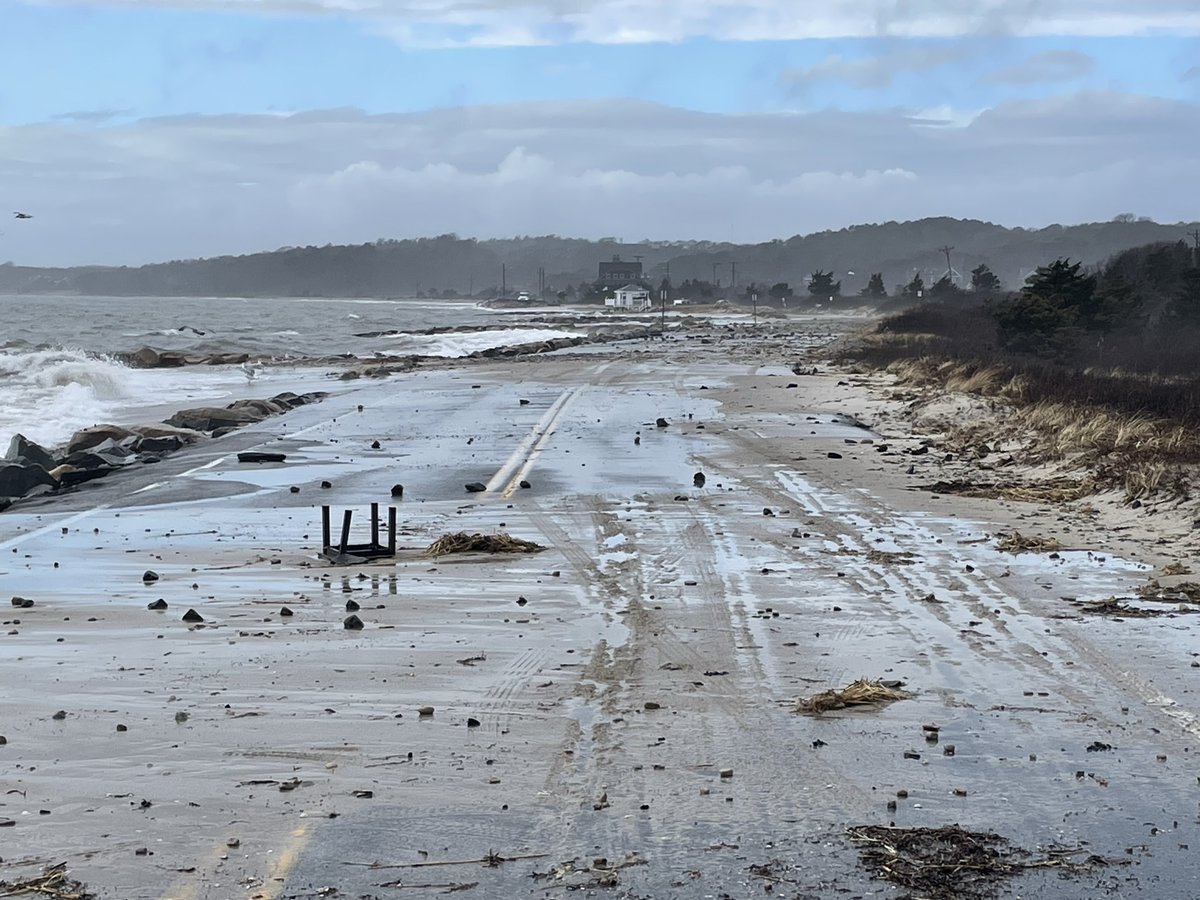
[227,398,287,417]
[66,424,138,455]
[165,406,267,433]
[0,462,56,499]
[6,434,55,470]
[66,438,136,471]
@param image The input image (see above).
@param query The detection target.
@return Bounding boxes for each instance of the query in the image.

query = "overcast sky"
[1,1,1198,265]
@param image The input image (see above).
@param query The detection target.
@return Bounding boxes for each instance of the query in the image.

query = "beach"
[2,315,1199,899]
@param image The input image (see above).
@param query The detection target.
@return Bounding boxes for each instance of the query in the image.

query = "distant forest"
[1,216,1197,300]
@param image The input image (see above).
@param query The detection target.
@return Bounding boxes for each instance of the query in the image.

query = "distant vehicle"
[516,291,532,303]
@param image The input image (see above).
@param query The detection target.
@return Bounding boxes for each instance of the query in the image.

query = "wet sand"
[1,319,1198,899]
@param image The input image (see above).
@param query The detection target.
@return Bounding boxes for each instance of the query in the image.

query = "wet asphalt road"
[2,335,1199,899]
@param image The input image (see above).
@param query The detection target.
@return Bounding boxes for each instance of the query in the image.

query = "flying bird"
[13,212,32,219]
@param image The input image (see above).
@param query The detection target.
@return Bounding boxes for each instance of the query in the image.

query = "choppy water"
[0,294,584,452]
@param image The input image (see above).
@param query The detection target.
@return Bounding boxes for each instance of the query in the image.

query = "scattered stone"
[465,482,488,493]
[644,701,662,711]
[117,724,128,732]
[182,609,204,623]
[147,599,168,611]
[519,480,531,489]
[321,480,333,489]
[519,399,531,406]
[289,485,300,493]
[418,706,435,717]
[343,614,364,630]
[143,570,160,583]
[693,472,706,488]
[943,744,956,756]
[370,440,381,450]
[175,711,189,724]
[656,418,669,428]
[762,507,775,517]
[467,717,481,728]
[516,597,528,606]
[1086,741,1113,753]
[827,451,843,459]
[719,767,733,779]
[280,607,294,617]
[11,596,32,608]
[391,484,405,498]
[52,710,67,721]
[345,599,360,612]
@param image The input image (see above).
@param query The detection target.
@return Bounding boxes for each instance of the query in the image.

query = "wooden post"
[370,502,380,549]
[339,510,353,556]
[388,506,397,555]
[322,506,331,551]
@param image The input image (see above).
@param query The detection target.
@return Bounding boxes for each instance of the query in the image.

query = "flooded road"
[1,327,1197,898]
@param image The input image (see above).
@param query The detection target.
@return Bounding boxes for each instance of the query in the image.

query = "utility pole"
[938,245,955,283]
[711,262,720,288]
[751,289,758,327]
[501,263,506,297]
[1189,229,1200,262]
[729,261,737,289]
[660,285,667,337]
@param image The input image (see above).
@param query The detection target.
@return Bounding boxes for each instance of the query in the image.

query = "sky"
[1,1,1198,265]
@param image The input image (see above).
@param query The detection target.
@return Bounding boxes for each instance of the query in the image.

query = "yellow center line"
[252,821,314,900]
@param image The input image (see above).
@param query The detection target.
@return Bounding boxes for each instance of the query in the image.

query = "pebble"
[182,609,204,623]
[418,706,435,717]
[719,768,733,779]
[147,599,168,611]
[343,614,364,630]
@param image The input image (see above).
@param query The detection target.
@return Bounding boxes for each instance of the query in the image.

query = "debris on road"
[846,825,1115,900]
[0,862,94,900]
[996,531,1064,554]
[424,532,545,557]
[795,678,913,715]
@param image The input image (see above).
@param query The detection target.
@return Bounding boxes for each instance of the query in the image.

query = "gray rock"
[465,482,487,493]
[66,424,137,455]
[6,434,55,470]
[0,462,56,499]
[166,406,265,433]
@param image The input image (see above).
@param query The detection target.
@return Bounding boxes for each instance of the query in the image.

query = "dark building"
[598,255,643,285]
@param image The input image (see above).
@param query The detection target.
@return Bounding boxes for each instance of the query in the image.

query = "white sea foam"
[0,348,244,452]
[386,328,583,359]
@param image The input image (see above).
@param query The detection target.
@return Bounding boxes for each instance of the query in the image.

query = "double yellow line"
[485,387,582,499]
[161,821,313,900]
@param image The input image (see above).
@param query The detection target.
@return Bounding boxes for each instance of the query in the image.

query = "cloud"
[984,49,1095,84]
[1,93,1196,266]
[781,46,967,90]
[17,0,1200,45]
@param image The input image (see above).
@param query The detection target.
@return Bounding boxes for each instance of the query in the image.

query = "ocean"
[0,294,588,451]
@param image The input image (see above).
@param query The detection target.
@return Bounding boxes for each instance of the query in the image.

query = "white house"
[606,284,652,311]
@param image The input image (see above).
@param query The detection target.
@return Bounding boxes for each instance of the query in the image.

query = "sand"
[0,314,1197,899]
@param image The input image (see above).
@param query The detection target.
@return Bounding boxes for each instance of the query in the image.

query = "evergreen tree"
[970,264,1003,293]
[807,270,841,298]
[859,273,887,298]
[902,273,925,299]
